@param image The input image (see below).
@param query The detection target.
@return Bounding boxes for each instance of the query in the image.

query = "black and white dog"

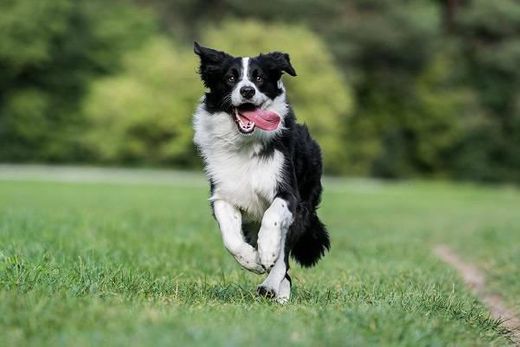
[193,42,330,302]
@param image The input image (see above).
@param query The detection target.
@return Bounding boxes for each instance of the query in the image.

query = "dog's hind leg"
[257,236,291,302]
[256,255,288,301]
[256,197,295,302]
[276,274,292,304]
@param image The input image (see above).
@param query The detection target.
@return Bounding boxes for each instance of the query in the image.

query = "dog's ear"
[194,42,233,87]
[194,42,233,66]
[263,52,297,77]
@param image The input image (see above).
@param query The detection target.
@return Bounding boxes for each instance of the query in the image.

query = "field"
[1,166,519,346]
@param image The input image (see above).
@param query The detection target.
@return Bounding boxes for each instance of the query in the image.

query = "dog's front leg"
[213,200,265,274]
[257,197,294,271]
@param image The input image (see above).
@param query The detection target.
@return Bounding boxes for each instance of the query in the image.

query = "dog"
[192,42,330,303]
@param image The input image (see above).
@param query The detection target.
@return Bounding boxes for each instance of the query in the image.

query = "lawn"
[1,167,519,346]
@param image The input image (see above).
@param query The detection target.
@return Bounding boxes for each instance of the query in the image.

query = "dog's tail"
[291,213,330,267]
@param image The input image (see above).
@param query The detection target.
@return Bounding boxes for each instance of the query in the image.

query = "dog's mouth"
[233,103,281,134]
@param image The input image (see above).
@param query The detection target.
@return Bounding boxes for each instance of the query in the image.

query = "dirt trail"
[434,245,520,346]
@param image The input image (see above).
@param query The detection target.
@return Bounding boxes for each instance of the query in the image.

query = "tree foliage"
[0,0,156,161]
[82,21,352,172]
[82,38,200,166]
[1,0,519,182]
[454,0,520,181]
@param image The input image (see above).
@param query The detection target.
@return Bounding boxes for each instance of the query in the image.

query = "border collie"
[192,42,330,303]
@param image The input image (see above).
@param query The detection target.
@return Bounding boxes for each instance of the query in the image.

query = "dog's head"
[194,42,296,136]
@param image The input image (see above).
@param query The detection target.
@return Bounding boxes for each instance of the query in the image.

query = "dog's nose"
[240,86,255,99]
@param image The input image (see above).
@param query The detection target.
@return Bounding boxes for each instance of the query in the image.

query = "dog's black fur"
[194,42,330,268]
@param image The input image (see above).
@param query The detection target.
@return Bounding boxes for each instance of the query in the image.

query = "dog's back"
[276,115,330,267]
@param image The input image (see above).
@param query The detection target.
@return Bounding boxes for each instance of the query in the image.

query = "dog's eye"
[227,76,235,83]
[255,76,263,82]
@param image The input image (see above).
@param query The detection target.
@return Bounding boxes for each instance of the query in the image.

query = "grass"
[0,168,519,346]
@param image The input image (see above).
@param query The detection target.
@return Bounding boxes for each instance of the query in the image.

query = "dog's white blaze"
[231,57,265,106]
[242,57,249,82]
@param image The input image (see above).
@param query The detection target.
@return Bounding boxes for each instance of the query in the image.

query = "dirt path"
[434,245,520,345]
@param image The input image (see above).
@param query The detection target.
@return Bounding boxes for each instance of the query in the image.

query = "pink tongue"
[239,109,281,131]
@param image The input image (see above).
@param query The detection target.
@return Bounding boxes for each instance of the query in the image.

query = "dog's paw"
[258,230,280,271]
[256,284,277,299]
[257,277,291,304]
[234,244,265,274]
[258,248,278,271]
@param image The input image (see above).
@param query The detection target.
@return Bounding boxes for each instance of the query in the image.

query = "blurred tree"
[137,0,340,40]
[324,1,460,177]
[1,0,519,182]
[454,0,520,181]
[140,0,507,180]
[0,0,156,161]
[82,37,200,167]
[83,21,353,172]
[201,20,354,173]
[157,0,520,182]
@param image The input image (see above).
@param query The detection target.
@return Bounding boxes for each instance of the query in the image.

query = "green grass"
[1,172,519,346]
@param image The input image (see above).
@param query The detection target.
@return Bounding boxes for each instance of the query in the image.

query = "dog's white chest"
[208,149,284,221]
